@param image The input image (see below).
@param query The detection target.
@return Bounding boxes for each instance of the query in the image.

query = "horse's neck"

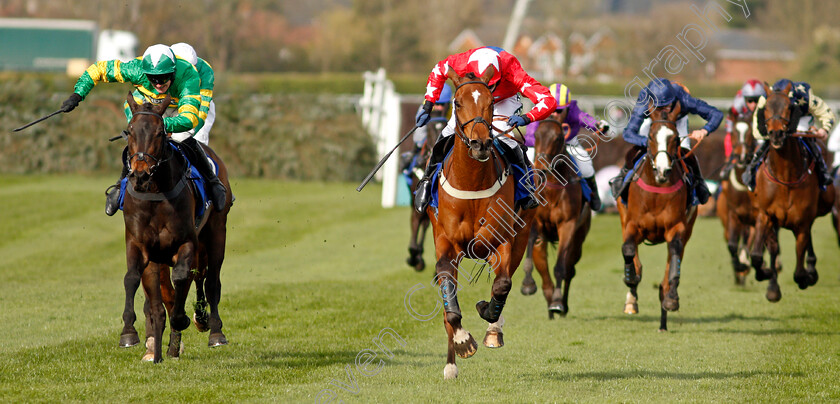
[766,139,806,180]
[444,142,502,189]
[539,146,575,183]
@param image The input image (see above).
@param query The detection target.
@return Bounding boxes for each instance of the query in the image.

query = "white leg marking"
[486,314,505,333]
[454,328,470,344]
[444,363,458,380]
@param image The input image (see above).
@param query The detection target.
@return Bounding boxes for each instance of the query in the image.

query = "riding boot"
[105,146,129,216]
[610,145,645,198]
[584,176,602,211]
[413,135,451,213]
[684,152,710,204]
[180,136,227,211]
[742,141,770,191]
[500,142,539,210]
[803,138,832,187]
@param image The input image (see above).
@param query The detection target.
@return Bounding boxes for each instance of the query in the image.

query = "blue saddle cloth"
[423,144,539,211]
[118,142,215,217]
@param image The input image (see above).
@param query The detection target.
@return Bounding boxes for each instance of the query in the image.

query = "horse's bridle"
[452,80,495,148]
[126,111,170,175]
[648,119,679,165]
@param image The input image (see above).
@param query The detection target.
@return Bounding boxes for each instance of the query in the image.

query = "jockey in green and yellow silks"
[61,44,226,216]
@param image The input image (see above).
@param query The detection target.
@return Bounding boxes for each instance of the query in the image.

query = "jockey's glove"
[508,114,530,128]
[415,100,434,127]
[61,93,83,113]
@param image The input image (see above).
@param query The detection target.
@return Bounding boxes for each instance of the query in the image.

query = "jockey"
[523,83,609,211]
[611,78,723,204]
[170,42,216,146]
[61,44,226,216]
[720,79,765,177]
[413,46,556,213]
[401,83,453,172]
[743,78,836,190]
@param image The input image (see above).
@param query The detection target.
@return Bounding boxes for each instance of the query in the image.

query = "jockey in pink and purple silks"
[523,83,609,211]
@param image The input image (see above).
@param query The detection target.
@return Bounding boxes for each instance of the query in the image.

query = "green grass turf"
[1,175,839,402]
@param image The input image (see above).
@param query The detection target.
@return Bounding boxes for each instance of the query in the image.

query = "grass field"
[1,175,839,403]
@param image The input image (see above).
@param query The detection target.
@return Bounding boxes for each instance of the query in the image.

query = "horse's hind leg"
[520,228,538,295]
[661,237,682,313]
[622,239,642,315]
[765,226,782,302]
[159,265,184,359]
[406,211,426,271]
[192,252,210,333]
[751,214,772,281]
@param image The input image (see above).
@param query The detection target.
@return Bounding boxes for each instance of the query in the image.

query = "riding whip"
[12,109,64,132]
[356,125,419,192]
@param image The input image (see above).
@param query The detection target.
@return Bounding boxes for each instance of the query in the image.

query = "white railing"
[359,68,403,208]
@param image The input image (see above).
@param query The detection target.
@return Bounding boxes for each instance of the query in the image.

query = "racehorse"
[426,67,535,379]
[749,82,835,301]
[519,120,591,318]
[406,112,445,272]
[617,101,697,332]
[118,93,231,362]
[716,114,758,285]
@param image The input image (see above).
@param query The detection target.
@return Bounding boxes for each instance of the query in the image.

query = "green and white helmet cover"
[141,44,176,75]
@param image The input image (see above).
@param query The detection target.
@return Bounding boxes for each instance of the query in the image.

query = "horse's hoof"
[208,332,228,347]
[624,303,638,315]
[735,271,748,286]
[483,331,504,348]
[453,329,477,359]
[548,300,567,316]
[142,337,155,362]
[657,328,669,333]
[119,333,141,348]
[141,352,155,362]
[443,363,458,380]
[808,270,819,286]
[414,258,425,272]
[193,313,209,333]
[662,296,679,312]
[520,279,537,296]
[766,284,782,302]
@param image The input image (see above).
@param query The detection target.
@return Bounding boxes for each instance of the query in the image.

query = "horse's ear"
[153,95,171,116]
[445,64,462,87]
[127,92,138,112]
[479,65,496,84]
[762,81,772,97]
[669,100,682,121]
[781,81,792,96]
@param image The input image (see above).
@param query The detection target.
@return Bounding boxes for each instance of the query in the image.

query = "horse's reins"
[126,111,171,175]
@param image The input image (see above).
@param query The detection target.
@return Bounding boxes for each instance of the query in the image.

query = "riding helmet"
[646,78,676,107]
[141,44,177,76]
[549,83,572,110]
[741,79,766,98]
[466,47,502,86]
[170,42,198,66]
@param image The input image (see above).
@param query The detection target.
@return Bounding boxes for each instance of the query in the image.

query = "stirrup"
[105,183,121,216]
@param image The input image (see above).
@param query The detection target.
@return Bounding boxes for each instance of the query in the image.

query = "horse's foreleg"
[726,213,747,285]
[158,264,183,359]
[140,263,165,363]
[407,212,424,271]
[751,214,771,281]
[622,238,639,287]
[204,231,228,347]
[435,246,475,380]
[120,244,144,348]
[550,221,578,318]
[793,226,818,289]
[170,243,196,332]
[531,235,554,314]
[520,227,538,295]
[765,223,782,302]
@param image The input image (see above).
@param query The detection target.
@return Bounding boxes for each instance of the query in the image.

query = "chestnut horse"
[519,120,591,318]
[617,101,697,331]
[749,82,835,301]
[427,67,535,379]
[406,113,444,271]
[119,94,231,362]
[716,114,758,285]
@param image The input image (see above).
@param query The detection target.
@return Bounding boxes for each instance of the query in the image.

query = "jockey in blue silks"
[611,78,723,204]
[742,78,836,190]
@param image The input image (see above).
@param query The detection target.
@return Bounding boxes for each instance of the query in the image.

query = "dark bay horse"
[617,101,697,331]
[749,82,835,301]
[520,120,591,318]
[716,114,758,285]
[406,112,444,272]
[426,67,535,379]
[119,93,231,362]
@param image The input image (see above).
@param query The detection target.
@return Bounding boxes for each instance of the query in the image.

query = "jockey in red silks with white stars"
[412,46,556,213]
